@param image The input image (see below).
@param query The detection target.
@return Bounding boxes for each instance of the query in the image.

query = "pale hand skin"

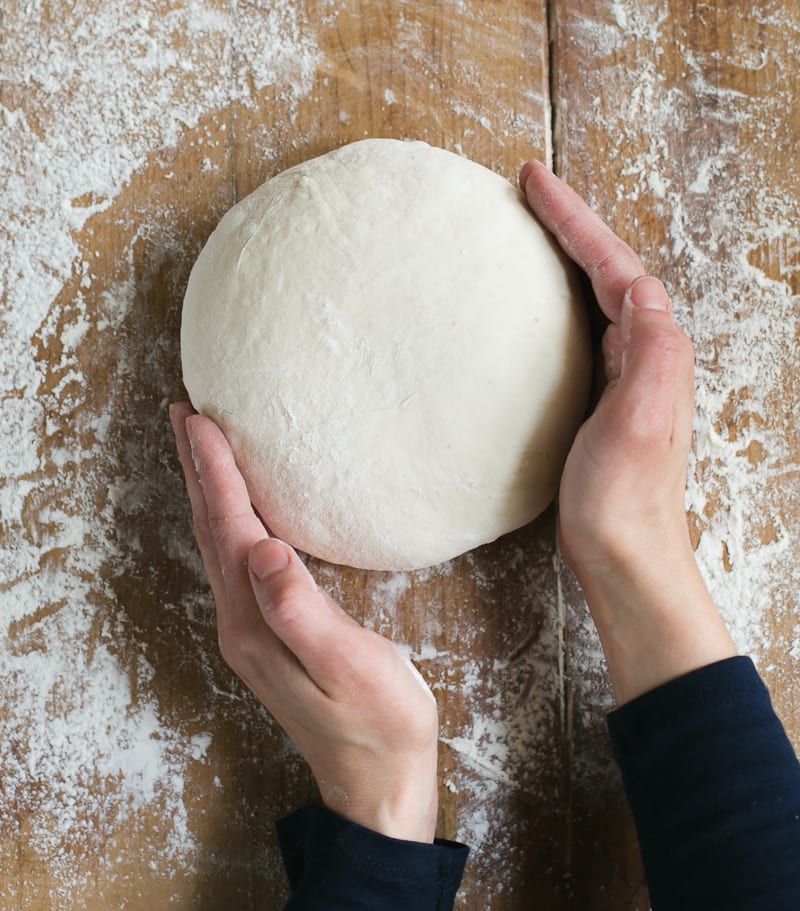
[520,159,737,704]
[171,402,439,843]
[172,160,738,847]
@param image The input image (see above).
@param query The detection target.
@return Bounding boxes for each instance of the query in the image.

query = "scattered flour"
[345,0,800,887]
[1,0,319,902]
[2,0,797,906]
[552,0,800,784]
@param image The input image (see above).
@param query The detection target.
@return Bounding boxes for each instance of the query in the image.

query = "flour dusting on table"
[1,0,317,901]
[557,0,800,737]
[1,0,797,905]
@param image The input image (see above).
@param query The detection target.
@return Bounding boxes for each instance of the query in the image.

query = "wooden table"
[2,1,798,908]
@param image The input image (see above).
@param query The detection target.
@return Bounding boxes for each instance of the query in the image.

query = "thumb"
[621,274,672,358]
[248,537,351,690]
[614,276,696,447]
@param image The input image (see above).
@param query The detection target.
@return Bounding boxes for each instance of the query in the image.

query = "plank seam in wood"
[544,0,560,173]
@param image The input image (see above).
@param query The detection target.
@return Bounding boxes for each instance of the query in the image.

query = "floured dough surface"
[181,139,590,570]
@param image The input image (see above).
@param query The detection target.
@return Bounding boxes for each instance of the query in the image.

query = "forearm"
[573,533,800,908]
[608,657,800,910]
[574,538,737,704]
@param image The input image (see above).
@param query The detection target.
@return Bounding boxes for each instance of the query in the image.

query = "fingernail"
[519,160,534,191]
[169,402,196,422]
[520,159,550,191]
[250,538,291,582]
[628,275,671,312]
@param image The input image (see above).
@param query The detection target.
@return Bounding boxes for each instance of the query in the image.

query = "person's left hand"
[170,402,439,843]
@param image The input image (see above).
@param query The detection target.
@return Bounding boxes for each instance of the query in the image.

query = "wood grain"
[1,0,797,908]
[554,1,800,907]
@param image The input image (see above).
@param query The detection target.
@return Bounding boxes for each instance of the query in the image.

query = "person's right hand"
[170,403,439,843]
[520,160,736,703]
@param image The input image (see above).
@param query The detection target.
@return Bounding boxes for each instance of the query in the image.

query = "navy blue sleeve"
[608,655,800,910]
[276,805,469,910]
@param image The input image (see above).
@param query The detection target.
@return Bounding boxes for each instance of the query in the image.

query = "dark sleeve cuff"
[608,656,800,910]
[277,805,469,910]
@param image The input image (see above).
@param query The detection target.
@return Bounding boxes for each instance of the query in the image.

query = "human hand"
[170,403,439,843]
[520,160,692,580]
[520,161,736,702]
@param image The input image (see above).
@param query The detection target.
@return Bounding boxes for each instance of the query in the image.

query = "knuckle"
[557,202,582,239]
[651,334,684,369]
[645,327,692,380]
[205,512,254,566]
[609,393,674,452]
[592,245,641,284]
[265,584,308,631]
[590,249,621,279]
[207,513,234,545]
[625,399,673,446]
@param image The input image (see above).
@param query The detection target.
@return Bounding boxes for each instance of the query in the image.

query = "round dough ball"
[181,139,590,571]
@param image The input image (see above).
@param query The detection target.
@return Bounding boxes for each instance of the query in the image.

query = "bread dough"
[181,139,590,571]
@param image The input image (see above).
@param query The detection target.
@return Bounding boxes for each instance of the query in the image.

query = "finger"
[185,415,272,634]
[602,324,624,383]
[520,159,645,323]
[518,159,535,191]
[614,278,695,450]
[620,275,673,349]
[170,402,224,595]
[249,538,363,695]
[185,414,267,559]
[177,412,338,724]
[170,401,201,516]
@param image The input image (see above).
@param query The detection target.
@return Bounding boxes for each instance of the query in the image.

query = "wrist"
[320,750,439,844]
[571,539,737,705]
[370,774,439,844]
